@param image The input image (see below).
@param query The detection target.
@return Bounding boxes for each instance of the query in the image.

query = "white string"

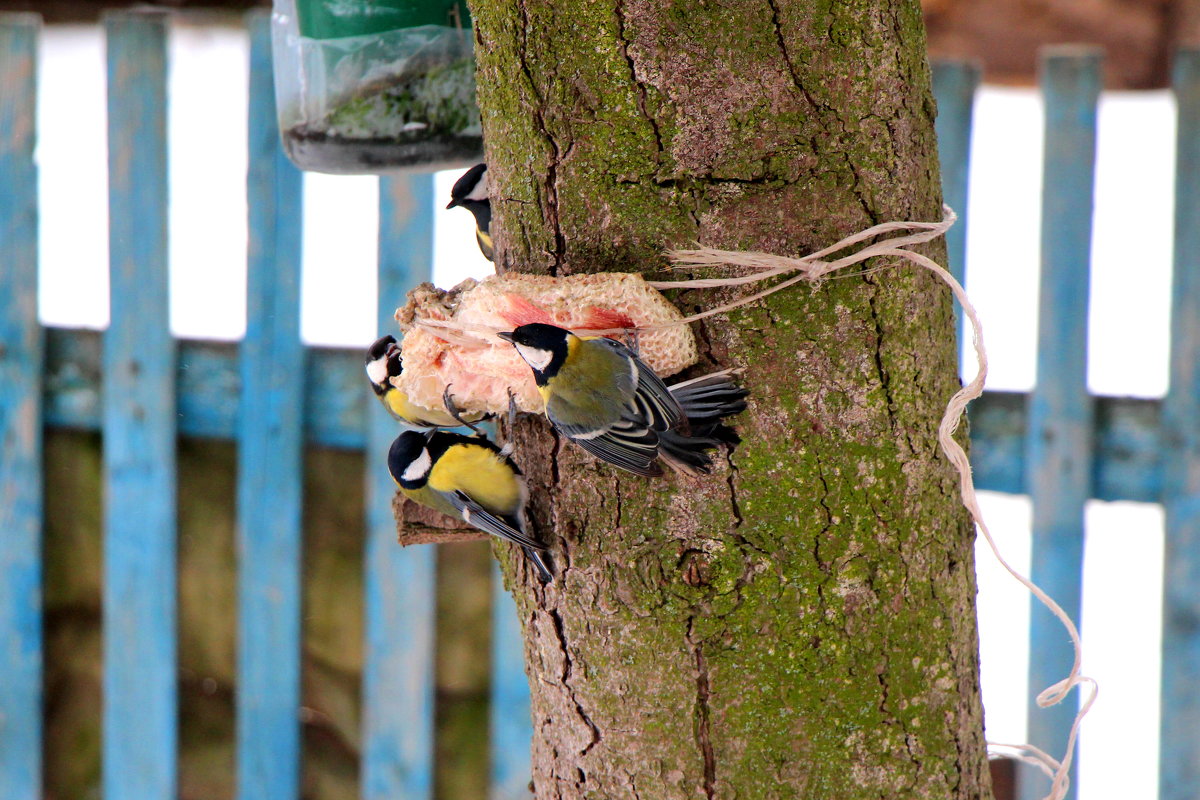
[405,213,957,341]
[663,208,1096,800]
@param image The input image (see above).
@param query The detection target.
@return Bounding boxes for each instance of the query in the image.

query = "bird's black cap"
[366,334,398,363]
[388,430,430,489]
[502,323,570,349]
[447,163,487,209]
[500,323,572,383]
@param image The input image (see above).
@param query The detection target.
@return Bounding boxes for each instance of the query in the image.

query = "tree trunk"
[468,0,992,797]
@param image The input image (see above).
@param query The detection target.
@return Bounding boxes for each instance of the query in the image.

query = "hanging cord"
[664,207,1096,800]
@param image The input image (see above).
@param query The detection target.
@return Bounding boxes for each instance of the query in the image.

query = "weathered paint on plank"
[102,11,178,800]
[237,13,305,800]
[0,14,43,800]
[931,59,980,339]
[490,562,533,800]
[362,174,436,800]
[1020,47,1102,800]
[44,330,365,446]
[1160,46,1200,800]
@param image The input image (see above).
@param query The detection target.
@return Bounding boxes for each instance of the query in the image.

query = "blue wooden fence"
[0,12,43,800]
[933,48,1199,800]
[1159,46,1200,800]
[0,8,1197,800]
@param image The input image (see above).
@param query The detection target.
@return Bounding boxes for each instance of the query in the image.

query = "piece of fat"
[393,272,699,416]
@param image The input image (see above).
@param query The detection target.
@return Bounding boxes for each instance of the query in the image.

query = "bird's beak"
[496,331,515,343]
[445,199,459,210]
[422,428,437,443]
[385,342,400,357]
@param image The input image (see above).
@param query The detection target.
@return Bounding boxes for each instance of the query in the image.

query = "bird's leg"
[497,388,519,457]
[506,388,520,429]
[624,327,642,356]
[442,385,483,435]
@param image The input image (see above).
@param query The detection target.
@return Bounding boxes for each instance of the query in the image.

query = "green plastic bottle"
[272,0,483,174]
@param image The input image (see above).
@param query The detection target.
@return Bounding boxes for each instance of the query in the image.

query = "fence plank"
[102,11,178,799]
[0,14,43,800]
[237,12,305,800]
[362,174,436,800]
[1160,45,1200,800]
[1021,47,1102,800]
[490,564,532,800]
[931,60,980,294]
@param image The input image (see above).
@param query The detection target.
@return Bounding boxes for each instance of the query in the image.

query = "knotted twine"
[660,206,1095,800]
[410,207,1095,799]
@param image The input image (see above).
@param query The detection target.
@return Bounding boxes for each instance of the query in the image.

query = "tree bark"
[467,0,992,797]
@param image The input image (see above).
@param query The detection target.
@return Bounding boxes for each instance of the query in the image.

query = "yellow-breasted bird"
[388,429,553,582]
[446,163,493,262]
[498,323,747,477]
[365,334,486,429]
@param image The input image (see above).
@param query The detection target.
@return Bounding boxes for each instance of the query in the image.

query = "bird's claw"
[624,328,641,356]
[506,388,520,430]
[442,384,483,435]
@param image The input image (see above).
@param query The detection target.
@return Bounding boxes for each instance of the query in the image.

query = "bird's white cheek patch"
[402,449,432,482]
[366,358,389,386]
[514,344,553,372]
[465,170,489,201]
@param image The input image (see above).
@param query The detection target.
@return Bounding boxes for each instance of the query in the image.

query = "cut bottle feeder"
[270,0,483,174]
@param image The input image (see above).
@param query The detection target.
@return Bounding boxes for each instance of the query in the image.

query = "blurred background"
[1,0,1192,798]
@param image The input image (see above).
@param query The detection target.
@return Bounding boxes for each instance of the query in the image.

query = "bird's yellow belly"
[386,389,478,428]
[428,445,521,514]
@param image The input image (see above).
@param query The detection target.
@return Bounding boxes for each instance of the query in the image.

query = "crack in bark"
[845,156,879,222]
[515,0,567,274]
[693,318,717,365]
[613,0,664,163]
[686,617,717,800]
[544,138,567,276]
[812,463,835,572]
[864,276,908,453]
[765,0,802,90]
[877,659,923,793]
[724,450,743,530]
[549,608,602,756]
[768,0,880,223]
[867,276,926,464]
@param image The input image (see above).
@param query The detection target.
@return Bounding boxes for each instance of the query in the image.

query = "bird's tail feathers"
[658,429,723,476]
[522,545,555,583]
[669,369,749,435]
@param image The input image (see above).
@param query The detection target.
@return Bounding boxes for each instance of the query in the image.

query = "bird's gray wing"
[587,337,683,432]
[558,417,663,477]
[440,489,545,550]
[630,355,685,432]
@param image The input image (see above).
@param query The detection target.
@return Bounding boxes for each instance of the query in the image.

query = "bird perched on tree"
[498,323,747,477]
[365,335,486,429]
[388,429,553,582]
[445,163,493,261]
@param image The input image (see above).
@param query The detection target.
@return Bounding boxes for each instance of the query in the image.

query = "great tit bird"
[366,335,486,430]
[498,323,747,477]
[446,163,493,262]
[388,429,553,582]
